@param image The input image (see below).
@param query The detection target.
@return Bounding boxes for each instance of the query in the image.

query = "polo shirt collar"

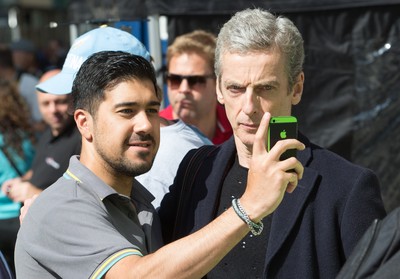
[65,156,155,206]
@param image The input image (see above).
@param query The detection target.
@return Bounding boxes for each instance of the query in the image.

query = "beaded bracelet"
[232,198,264,236]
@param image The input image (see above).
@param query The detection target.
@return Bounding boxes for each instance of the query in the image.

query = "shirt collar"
[65,155,155,207]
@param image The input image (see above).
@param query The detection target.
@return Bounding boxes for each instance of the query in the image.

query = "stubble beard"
[96,145,154,178]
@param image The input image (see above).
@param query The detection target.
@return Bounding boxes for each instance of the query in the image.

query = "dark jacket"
[159,134,386,279]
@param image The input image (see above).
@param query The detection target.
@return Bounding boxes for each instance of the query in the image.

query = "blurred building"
[0,0,69,47]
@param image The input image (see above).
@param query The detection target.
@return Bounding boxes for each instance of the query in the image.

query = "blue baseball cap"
[36,26,151,95]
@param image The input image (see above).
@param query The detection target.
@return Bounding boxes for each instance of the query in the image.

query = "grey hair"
[215,8,304,91]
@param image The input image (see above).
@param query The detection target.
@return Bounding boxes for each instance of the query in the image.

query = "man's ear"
[216,79,225,105]
[74,109,93,141]
[291,72,304,105]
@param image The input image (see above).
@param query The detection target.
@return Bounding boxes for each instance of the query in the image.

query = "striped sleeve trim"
[90,248,143,279]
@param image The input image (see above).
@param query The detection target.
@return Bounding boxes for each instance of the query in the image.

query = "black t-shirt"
[29,122,81,190]
[207,155,272,279]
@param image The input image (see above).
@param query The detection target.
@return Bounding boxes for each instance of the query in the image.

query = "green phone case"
[267,116,298,160]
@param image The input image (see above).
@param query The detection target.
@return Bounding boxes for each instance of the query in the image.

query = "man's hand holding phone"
[240,113,305,221]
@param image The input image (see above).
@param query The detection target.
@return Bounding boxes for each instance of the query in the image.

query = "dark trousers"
[0,217,19,276]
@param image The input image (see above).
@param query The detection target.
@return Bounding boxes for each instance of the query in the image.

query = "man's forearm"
[106,207,250,279]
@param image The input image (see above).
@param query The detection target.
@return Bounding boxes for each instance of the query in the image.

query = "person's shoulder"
[21,179,71,225]
[23,175,103,229]
[36,127,52,142]
[306,139,377,183]
[310,142,360,167]
[174,120,213,145]
[182,144,220,164]
[302,134,353,165]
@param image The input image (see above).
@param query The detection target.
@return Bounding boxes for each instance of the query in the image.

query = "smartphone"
[267,116,298,160]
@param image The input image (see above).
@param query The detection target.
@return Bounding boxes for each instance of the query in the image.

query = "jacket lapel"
[265,167,319,262]
[193,138,237,232]
[191,133,319,268]
[265,133,319,265]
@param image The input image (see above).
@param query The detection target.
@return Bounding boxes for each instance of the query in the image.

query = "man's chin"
[112,158,153,177]
[235,132,256,148]
[134,158,155,175]
[123,166,152,178]
[178,112,197,124]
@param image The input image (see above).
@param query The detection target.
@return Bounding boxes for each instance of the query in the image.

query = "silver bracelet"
[232,198,264,236]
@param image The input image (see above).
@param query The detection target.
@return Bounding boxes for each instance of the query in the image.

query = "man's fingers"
[19,205,26,224]
[5,184,12,196]
[253,112,271,154]
[269,139,305,160]
[286,171,300,193]
[286,182,297,193]
[293,160,304,180]
[1,181,11,194]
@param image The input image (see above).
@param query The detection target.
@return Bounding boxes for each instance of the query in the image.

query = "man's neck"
[79,151,133,197]
[234,137,253,169]
[110,180,133,197]
[196,120,216,140]
[184,110,217,141]
[51,118,73,137]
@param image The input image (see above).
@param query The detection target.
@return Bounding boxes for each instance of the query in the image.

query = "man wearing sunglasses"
[160,30,232,144]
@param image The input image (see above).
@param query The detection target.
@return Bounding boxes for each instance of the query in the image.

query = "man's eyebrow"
[223,80,244,87]
[223,79,280,88]
[148,100,162,107]
[254,80,280,88]
[114,100,161,108]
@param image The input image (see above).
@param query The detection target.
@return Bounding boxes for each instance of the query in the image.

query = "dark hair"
[0,48,14,69]
[72,51,161,116]
[0,78,35,156]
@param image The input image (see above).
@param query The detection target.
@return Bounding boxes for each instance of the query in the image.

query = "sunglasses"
[166,73,215,88]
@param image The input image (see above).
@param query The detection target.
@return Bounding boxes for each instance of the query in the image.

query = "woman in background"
[0,78,35,274]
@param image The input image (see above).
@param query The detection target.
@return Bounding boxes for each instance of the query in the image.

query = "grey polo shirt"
[15,156,164,279]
